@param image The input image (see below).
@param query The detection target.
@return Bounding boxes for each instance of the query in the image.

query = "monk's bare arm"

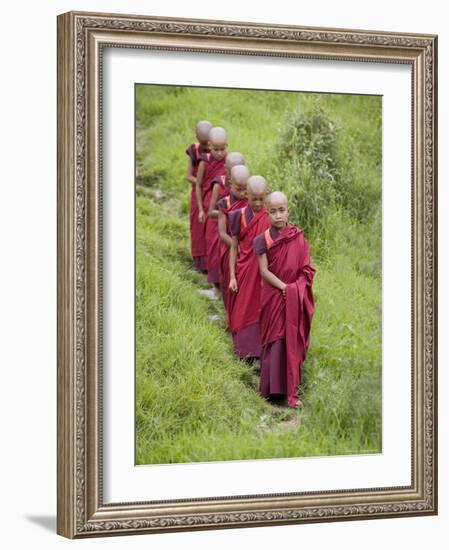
[208,184,220,219]
[195,161,205,223]
[229,235,239,292]
[185,157,196,185]
[258,253,287,293]
[218,210,232,247]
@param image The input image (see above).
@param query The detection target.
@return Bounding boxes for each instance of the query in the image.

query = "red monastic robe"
[186,143,209,271]
[217,193,248,326]
[256,224,315,407]
[228,205,271,359]
[205,174,230,284]
[200,153,227,272]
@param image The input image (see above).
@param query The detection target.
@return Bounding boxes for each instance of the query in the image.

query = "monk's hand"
[281,283,287,298]
[229,277,238,293]
[198,210,205,224]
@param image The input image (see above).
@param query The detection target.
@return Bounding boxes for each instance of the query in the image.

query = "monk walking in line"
[216,164,250,325]
[228,176,270,360]
[195,127,228,274]
[185,120,212,272]
[253,191,315,408]
[206,152,246,286]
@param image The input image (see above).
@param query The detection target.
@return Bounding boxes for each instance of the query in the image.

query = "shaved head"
[231,164,250,184]
[247,175,268,194]
[196,120,212,141]
[266,191,288,207]
[266,190,289,229]
[209,126,227,145]
[226,152,245,169]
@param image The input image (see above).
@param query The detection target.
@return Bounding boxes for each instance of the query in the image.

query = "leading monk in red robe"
[253,191,315,408]
[228,176,270,359]
[185,120,212,272]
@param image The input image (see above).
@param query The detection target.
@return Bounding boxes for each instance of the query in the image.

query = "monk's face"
[209,138,227,161]
[231,176,247,200]
[248,189,267,212]
[267,198,289,230]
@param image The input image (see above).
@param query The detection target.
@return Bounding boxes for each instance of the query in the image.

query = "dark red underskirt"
[207,264,221,285]
[193,255,207,272]
[259,338,287,397]
[232,322,261,359]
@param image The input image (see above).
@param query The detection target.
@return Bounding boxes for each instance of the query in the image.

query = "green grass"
[135,85,382,464]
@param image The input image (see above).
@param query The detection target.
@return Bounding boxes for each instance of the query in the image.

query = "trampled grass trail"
[136,86,382,465]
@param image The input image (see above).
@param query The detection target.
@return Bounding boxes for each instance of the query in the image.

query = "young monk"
[185,120,212,272]
[228,176,270,359]
[216,164,249,326]
[195,127,228,274]
[253,191,315,408]
[206,152,246,286]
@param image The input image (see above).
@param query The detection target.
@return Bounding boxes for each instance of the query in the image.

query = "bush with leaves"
[269,101,381,240]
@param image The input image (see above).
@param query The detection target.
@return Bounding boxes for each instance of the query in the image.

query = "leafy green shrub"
[269,101,381,240]
[268,104,341,236]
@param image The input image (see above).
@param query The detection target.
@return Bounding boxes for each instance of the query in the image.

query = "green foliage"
[272,104,340,235]
[277,102,341,174]
[135,85,382,464]
[268,99,382,241]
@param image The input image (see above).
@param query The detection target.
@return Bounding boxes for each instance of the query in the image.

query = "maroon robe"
[217,192,248,326]
[228,205,271,359]
[186,143,209,271]
[199,153,227,276]
[254,224,315,407]
[205,174,230,284]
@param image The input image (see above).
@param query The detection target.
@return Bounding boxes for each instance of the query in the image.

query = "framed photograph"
[57,11,438,538]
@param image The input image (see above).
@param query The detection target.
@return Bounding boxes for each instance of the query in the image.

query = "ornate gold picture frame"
[57,11,437,538]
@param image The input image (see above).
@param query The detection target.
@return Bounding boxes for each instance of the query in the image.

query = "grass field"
[135,85,382,464]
